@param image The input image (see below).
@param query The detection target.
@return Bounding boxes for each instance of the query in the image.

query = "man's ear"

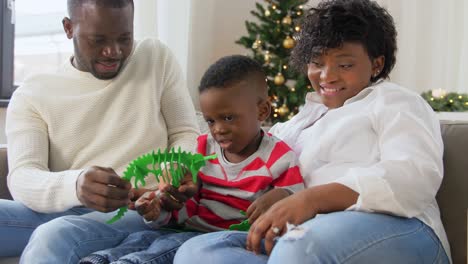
[62,17,73,39]
[257,99,271,122]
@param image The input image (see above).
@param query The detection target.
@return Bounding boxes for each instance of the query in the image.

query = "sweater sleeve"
[334,91,443,218]
[6,91,83,213]
[158,42,200,153]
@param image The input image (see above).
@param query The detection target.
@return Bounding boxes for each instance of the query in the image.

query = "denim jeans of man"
[0,199,93,257]
[12,202,159,263]
[79,230,202,264]
[174,211,450,264]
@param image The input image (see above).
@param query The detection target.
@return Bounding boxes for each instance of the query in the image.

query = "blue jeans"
[79,230,202,264]
[174,211,450,264]
[0,199,93,257]
[19,208,158,264]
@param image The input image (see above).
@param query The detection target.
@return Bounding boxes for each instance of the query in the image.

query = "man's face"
[63,4,134,80]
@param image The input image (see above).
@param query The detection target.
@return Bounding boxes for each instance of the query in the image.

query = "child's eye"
[224,116,234,122]
[205,119,214,125]
[339,64,353,69]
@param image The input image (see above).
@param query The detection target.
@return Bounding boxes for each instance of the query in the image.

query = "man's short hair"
[67,0,134,17]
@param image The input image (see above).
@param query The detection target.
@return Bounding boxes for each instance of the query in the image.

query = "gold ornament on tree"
[252,38,262,49]
[283,36,295,49]
[264,51,271,63]
[278,104,290,116]
[265,9,271,17]
[274,72,285,86]
[282,15,292,25]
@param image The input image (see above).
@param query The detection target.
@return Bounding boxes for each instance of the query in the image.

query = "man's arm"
[6,90,131,213]
[158,42,200,153]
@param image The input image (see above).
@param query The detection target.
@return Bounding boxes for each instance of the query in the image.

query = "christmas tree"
[237,0,311,124]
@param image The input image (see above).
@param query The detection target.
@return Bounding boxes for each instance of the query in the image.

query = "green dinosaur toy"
[228,210,251,231]
[107,147,217,224]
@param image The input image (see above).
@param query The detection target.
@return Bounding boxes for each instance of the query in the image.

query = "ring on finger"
[271,226,281,235]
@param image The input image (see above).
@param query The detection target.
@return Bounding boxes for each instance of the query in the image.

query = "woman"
[174,0,451,263]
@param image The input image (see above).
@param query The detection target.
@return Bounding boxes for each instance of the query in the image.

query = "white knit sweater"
[5,38,200,213]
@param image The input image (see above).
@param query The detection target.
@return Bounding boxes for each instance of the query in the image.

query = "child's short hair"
[291,0,397,82]
[199,55,266,93]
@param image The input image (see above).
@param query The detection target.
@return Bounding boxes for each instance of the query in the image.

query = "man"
[0,0,199,262]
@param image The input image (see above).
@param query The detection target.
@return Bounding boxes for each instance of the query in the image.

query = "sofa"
[0,119,467,264]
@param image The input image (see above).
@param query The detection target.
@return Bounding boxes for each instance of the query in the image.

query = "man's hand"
[246,188,290,224]
[135,191,161,221]
[76,166,132,212]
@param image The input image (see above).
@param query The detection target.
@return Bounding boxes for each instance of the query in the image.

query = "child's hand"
[128,187,152,210]
[158,168,199,211]
[246,188,290,224]
[134,191,161,221]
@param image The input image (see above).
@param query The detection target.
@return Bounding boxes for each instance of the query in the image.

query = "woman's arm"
[247,182,358,255]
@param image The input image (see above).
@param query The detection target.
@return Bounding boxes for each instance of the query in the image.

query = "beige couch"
[0,120,467,263]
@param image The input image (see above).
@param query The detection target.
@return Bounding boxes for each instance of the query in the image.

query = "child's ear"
[257,99,271,122]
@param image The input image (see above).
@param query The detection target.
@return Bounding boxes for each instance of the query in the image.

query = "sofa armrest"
[0,144,11,200]
[437,121,468,264]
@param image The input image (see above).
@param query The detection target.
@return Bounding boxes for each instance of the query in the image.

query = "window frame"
[0,0,15,105]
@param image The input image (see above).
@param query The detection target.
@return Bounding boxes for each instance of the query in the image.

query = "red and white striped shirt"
[173,132,304,232]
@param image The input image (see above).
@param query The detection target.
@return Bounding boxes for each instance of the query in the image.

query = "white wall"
[186,0,257,110]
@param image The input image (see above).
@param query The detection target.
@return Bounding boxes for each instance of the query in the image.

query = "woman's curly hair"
[290,0,397,82]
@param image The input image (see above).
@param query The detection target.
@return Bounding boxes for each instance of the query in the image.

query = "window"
[0,0,14,104]
[14,1,71,86]
[0,0,71,104]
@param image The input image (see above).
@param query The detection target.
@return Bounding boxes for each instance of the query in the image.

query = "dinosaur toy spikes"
[107,147,216,224]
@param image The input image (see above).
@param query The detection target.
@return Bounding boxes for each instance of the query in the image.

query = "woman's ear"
[257,99,271,122]
[372,55,385,77]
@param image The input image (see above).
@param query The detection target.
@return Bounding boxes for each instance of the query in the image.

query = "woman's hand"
[246,183,359,255]
[246,189,318,255]
[246,188,291,224]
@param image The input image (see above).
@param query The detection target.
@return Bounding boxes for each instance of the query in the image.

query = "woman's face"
[307,42,384,108]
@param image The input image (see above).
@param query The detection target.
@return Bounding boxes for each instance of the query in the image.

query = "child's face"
[307,42,384,108]
[200,81,268,161]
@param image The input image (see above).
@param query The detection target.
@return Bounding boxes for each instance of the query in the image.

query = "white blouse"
[270,81,450,257]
